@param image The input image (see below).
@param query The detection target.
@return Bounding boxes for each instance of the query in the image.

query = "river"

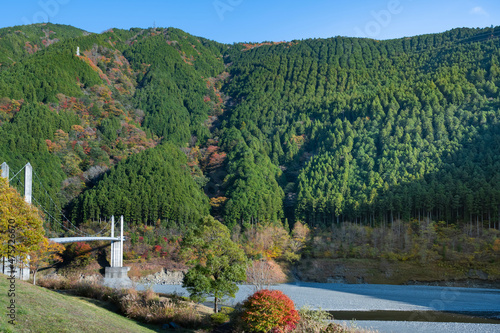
[138,282,500,333]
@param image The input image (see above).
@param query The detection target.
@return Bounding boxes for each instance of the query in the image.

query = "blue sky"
[1,0,498,43]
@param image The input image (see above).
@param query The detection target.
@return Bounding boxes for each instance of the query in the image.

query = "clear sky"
[1,0,498,43]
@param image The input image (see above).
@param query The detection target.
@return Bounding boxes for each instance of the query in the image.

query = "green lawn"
[0,274,158,333]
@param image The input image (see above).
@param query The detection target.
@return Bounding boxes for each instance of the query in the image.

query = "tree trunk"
[214,297,218,313]
[33,270,37,285]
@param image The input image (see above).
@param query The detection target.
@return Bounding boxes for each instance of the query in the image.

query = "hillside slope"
[0,25,218,233]
[0,23,87,67]
[0,274,156,333]
[219,26,500,227]
[0,24,500,235]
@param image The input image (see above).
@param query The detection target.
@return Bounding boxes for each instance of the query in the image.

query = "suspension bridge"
[1,162,130,286]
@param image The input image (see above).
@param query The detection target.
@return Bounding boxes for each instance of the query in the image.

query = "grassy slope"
[0,274,157,333]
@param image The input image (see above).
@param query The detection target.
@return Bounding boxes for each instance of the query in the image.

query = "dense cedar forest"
[1,23,500,237]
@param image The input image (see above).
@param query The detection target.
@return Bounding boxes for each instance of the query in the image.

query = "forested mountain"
[0,23,86,66]
[221,27,500,229]
[0,23,499,235]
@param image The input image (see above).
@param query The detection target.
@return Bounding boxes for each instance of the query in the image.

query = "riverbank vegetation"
[33,273,376,333]
[298,220,500,283]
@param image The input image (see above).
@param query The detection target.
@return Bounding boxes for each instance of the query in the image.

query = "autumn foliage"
[29,238,64,285]
[242,289,300,333]
[63,242,93,267]
[242,222,310,262]
[0,177,45,262]
[246,259,287,291]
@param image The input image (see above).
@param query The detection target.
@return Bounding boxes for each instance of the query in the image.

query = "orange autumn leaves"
[242,289,300,333]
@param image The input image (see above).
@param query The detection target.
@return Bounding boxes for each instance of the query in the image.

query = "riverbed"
[138,282,500,332]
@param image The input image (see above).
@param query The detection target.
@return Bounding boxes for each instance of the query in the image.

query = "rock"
[327,276,347,284]
[356,276,366,284]
[467,269,489,280]
[139,269,186,285]
[79,274,103,284]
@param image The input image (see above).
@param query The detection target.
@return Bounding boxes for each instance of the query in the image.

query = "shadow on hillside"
[287,121,500,318]
[347,120,500,229]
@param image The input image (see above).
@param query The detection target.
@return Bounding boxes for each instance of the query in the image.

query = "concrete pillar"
[120,215,124,267]
[24,162,32,204]
[110,216,117,267]
[23,162,32,278]
[1,162,8,180]
[103,215,131,288]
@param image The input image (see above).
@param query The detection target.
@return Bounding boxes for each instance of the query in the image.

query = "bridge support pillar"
[24,162,32,204]
[103,266,132,288]
[1,162,9,180]
[103,215,132,288]
[1,162,30,280]
[104,266,130,279]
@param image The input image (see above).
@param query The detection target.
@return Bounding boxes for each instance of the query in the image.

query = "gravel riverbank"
[143,282,500,312]
[138,282,500,333]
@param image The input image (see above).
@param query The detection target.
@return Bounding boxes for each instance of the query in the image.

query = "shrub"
[211,312,230,325]
[242,289,300,333]
[62,242,93,267]
[38,277,208,328]
[321,323,349,333]
[38,274,77,290]
[211,306,233,325]
[293,306,332,333]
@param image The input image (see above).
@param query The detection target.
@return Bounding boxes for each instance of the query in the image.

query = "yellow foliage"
[71,124,85,132]
[493,239,500,252]
[242,222,304,262]
[0,177,45,262]
[209,197,228,208]
[29,238,64,284]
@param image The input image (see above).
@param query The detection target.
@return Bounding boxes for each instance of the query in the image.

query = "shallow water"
[341,320,500,333]
[328,310,500,323]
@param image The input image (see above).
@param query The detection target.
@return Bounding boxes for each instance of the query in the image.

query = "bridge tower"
[24,162,32,204]
[109,215,123,267]
[1,162,31,280]
[104,215,131,288]
[0,162,32,204]
[1,162,8,179]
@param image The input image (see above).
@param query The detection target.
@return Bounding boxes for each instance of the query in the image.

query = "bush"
[62,242,93,267]
[38,277,208,328]
[211,306,233,325]
[293,306,332,333]
[321,323,349,333]
[242,289,300,333]
[211,312,230,325]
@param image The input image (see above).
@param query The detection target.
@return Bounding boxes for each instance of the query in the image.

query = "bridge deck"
[49,237,125,244]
